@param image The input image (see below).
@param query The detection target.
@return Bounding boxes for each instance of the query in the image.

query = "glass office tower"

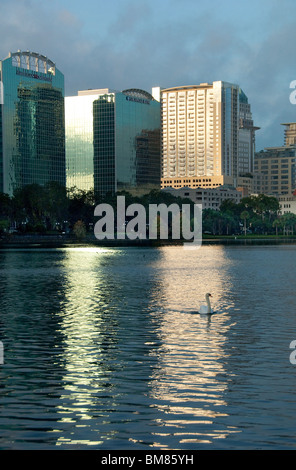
[0,51,65,195]
[65,90,107,191]
[94,89,160,196]
[66,88,160,196]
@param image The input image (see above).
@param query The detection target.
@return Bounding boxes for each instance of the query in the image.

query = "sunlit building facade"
[65,89,111,191]
[163,185,242,210]
[0,51,65,195]
[66,88,161,196]
[161,81,258,190]
[282,122,296,146]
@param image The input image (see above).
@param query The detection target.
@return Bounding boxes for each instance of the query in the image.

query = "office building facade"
[161,81,258,190]
[278,195,296,215]
[282,122,296,146]
[65,89,112,191]
[0,51,65,195]
[66,88,161,196]
[254,123,296,196]
[163,186,242,210]
[94,88,160,196]
[255,146,296,195]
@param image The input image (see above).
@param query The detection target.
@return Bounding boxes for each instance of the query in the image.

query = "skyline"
[1,0,296,151]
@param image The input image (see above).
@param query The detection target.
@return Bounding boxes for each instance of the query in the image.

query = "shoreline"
[1,234,296,248]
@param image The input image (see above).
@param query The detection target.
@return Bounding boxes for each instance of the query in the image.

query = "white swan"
[198,293,213,314]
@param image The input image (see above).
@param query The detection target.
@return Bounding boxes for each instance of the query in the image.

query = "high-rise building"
[238,89,259,174]
[255,146,296,195]
[0,51,65,195]
[255,123,296,196]
[161,81,258,190]
[66,88,161,196]
[65,89,113,191]
[282,122,296,146]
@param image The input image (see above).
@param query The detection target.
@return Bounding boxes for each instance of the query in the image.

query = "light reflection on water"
[0,245,296,449]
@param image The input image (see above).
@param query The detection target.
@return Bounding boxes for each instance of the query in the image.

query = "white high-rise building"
[160,81,258,190]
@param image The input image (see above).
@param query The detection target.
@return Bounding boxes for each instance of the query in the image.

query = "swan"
[198,293,213,314]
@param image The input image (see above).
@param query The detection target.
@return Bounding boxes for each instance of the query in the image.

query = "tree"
[0,192,13,231]
[0,219,9,234]
[280,212,296,236]
[240,210,249,236]
[272,218,281,237]
[0,192,12,218]
[202,209,221,235]
[13,184,47,226]
[67,187,95,229]
[44,181,68,230]
[73,220,86,240]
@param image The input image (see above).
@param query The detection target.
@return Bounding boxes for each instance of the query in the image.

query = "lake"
[0,243,296,450]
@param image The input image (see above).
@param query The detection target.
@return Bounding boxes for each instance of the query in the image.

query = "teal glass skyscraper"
[94,89,160,197]
[65,88,160,197]
[0,51,65,195]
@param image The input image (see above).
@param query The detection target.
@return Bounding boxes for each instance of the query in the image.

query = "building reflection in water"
[146,246,241,446]
[53,247,165,447]
[1,244,294,449]
[0,245,240,448]
[53,247,122,446]
[52,245,241,448]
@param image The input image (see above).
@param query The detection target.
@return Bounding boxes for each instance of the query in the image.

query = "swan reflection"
[147,246,240,446]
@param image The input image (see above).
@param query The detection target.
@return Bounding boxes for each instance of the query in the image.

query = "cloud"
[0,0,295,148]
[57,9,81,28]
[241,18,296,148]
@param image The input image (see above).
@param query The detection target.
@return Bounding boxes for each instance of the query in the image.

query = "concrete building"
[163,185,242,210]
[282,122,296,146]
[0,51,65,195]
[160,81,258,191]
[255,124,296,196]
[161,174,256,195]
[278,194,296,215]
[255,146,296,195]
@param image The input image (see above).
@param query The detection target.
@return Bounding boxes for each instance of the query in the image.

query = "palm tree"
[281,212,296,236]
[240,211,249,236]
[272,218,281,237]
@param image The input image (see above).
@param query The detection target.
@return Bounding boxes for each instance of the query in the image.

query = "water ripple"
[0,245,296,449]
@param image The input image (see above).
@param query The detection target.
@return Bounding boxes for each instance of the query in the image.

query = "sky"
[1,0,296,150]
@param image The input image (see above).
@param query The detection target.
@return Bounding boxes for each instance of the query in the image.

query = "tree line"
[203,194,296,236]
[0,182,194,238]
[1,182,296,238]
[0,182,94,236]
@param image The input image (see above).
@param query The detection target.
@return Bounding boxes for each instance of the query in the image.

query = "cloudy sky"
[1,0,296,150]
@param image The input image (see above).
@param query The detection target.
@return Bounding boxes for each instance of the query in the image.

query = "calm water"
[0,244,296,450]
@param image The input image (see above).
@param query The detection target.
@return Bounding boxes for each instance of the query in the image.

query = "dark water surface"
[0,244,296,450]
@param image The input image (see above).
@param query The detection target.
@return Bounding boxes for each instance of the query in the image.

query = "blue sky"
[1,0,296,149]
